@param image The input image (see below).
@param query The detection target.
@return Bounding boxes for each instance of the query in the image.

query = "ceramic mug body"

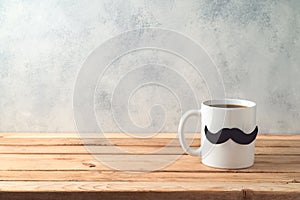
[178,99,257,169]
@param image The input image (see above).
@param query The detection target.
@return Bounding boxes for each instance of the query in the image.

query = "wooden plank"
[1,132,299,140]
[0,154,299,172]
[0,145,185,155]
[0,191,246,200]
[0,137,299,147]
[0,145,298,155]
[0,191,299,200]
[257,134,300,140]
[0,171,298,182]
[0,133,185,139]
[255,147,300,155]
[0,133,298,199]
[0,191,244,200]
[255,140,300,147]
[0,181,298,193]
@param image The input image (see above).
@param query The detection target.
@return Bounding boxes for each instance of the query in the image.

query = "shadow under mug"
[178,99,258,169]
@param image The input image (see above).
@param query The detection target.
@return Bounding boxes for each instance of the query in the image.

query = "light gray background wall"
[0,0,299,133]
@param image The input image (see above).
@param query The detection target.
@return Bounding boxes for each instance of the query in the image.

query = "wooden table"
[0,133,299,200]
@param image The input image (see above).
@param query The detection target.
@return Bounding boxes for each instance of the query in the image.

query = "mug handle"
[178,109,202,156]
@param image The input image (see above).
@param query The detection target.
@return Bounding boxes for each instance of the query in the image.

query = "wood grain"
[0,136,299,147]
[0,171,298,182]
[0,133,299,200]
[0,145,298,155]
[0,181,299,192]
[0,154,299,172]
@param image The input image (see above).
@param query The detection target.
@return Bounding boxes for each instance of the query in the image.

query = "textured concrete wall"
[0,0,299,133]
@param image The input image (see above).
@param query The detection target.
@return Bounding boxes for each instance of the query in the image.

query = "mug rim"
[202,99,256,110]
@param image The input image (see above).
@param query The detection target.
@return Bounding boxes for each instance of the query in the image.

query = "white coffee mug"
[178,99,258,169]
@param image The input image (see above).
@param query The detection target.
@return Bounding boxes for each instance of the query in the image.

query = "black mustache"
[204,126,258,145]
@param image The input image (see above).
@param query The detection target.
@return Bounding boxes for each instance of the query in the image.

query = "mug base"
[201,161,254,169]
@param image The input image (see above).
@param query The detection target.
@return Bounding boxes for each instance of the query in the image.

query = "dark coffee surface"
[209,104,248,108]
